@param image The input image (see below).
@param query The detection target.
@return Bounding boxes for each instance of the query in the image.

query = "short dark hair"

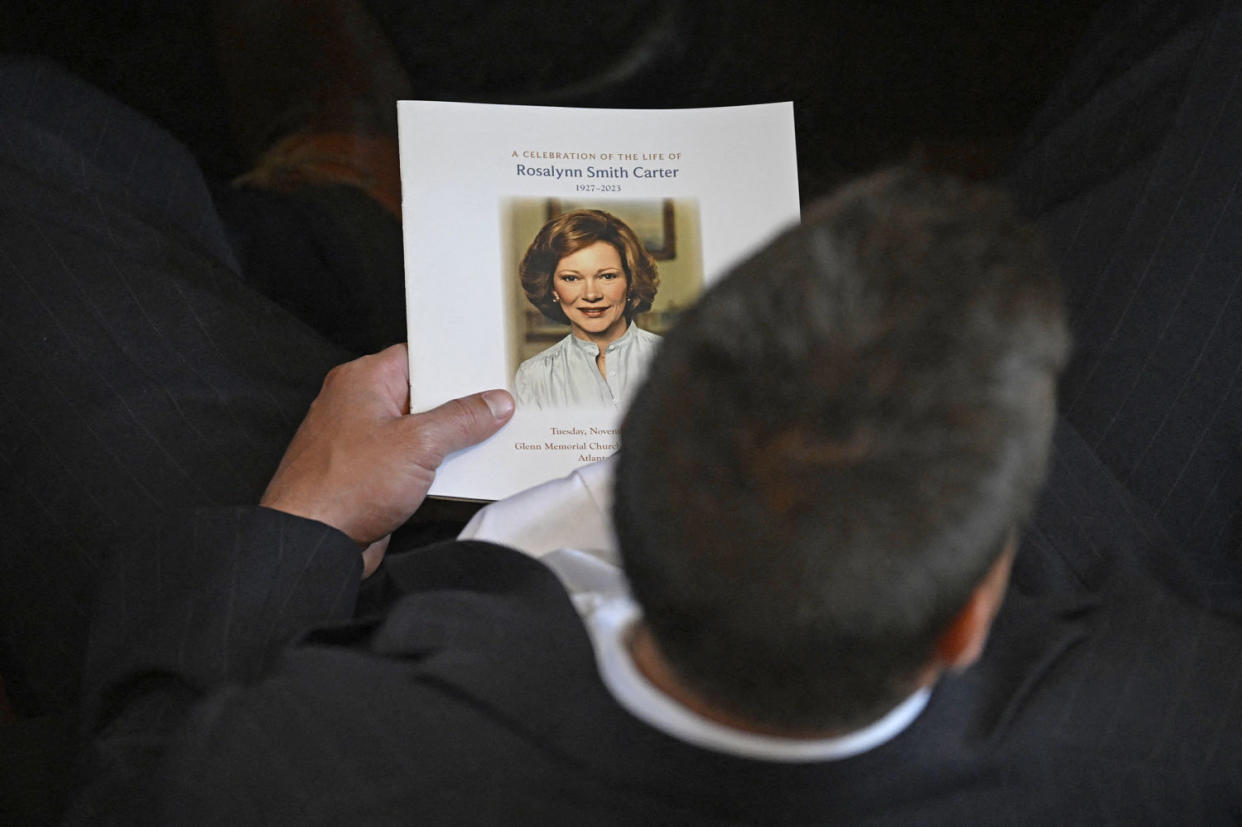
[519,208,660,324]
[615,170,1069,732]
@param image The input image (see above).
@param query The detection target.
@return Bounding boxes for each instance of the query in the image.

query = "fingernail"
[482,390,515,420]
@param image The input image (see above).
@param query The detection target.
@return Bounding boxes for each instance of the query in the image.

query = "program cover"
[399,100,800,500]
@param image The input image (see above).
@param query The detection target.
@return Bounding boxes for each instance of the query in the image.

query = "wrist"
[258,492,362,547]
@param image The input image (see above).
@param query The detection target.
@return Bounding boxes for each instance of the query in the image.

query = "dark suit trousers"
[0,57,351,717]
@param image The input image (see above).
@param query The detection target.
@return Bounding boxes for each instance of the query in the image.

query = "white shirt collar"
[570,570,930,763]
[463,469,932,764]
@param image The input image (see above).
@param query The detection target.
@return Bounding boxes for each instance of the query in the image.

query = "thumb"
[402,389,515,469]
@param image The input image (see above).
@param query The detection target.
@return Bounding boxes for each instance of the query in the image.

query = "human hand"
[260,344,514,574]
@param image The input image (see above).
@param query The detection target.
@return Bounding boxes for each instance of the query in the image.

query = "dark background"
[1,0,1107,200]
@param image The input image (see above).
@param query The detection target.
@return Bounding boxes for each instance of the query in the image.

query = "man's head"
[615,169,1069,732]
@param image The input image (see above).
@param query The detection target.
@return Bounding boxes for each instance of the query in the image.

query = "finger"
[403,389,515,468]
[361,535,391,578]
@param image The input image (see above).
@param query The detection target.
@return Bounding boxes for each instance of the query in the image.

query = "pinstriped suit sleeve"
[68,506,361,823]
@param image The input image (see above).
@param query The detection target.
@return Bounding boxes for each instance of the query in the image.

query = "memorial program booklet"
[399,100,800,501]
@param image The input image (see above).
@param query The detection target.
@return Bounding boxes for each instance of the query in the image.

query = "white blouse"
[514,323,662,410]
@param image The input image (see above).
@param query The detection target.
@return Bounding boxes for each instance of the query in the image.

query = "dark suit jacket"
[65,417,1242,825]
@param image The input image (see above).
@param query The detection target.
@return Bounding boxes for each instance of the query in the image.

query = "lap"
[0,58,348,713]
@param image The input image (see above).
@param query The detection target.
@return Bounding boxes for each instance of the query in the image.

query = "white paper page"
[399,100,799,500]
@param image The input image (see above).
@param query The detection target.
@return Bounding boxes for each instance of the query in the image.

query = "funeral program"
[399,100,800,500]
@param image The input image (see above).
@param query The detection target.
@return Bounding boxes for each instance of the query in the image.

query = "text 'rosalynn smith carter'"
[515,164,680,180]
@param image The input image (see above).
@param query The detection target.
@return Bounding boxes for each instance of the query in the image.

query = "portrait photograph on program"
[506,198,703,410]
